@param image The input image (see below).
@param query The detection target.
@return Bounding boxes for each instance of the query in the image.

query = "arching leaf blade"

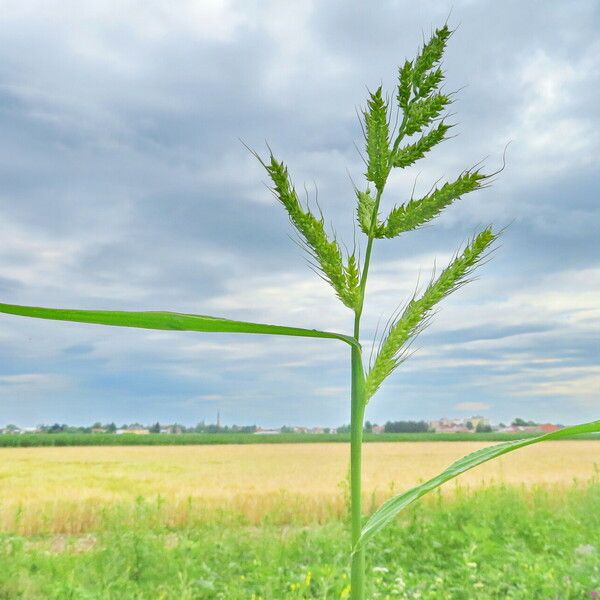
[0,303,358,348]
[357,419,600,550]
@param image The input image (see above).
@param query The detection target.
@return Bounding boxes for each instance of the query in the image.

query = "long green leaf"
[357,419,600,549]
[0,303,358,348]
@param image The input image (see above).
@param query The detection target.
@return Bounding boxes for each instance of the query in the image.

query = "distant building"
[429,418,470,433]
[159,424,184,434]
[468,416,489,430]
[537,423,562,433]
[510,425,539,433]
[505,423,562,433]
[372,425,385,434]
[429,416,493,433]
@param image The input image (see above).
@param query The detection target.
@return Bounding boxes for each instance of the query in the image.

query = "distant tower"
[216,410,221,431]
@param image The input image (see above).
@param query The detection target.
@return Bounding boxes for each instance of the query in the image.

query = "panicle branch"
[412,25,452,89]
[363,87,391,192]
[364,227,497,399]
[380,169,488,238]
[392,25,452,149]
[263,154,360,310]
[403,92,451,137]
[392,122,452,169]
[357,26,460,241]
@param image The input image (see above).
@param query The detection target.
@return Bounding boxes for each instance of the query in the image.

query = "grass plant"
[1,23,598,598]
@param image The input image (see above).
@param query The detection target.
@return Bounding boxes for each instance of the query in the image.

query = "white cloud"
[526,374,599,403]
[507,365,600,403]
[500,47,600,179]
[2,0,246,43]
[0,372,70,394]
[203,271,350,333]
[0,373,54,385]
[314,386,347,398]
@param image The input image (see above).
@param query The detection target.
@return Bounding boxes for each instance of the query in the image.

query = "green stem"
[356,189,383,319]
[350,314,366,599]
[349,79,417,599]
[350,185,383,599]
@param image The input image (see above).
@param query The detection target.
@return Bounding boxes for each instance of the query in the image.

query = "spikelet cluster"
[365,228,496,399]
[404,93,450,137]
[418,67,444,98]
[364,87,391,192]
[345,254,361,308]
[356,189,384,237]
[397,60,413,110]
[392,122,451,169]
[265,155,359,309]
[357,27,458,241]
[411,25,451,88]
[396,25,452,139]
[381,170,488,238]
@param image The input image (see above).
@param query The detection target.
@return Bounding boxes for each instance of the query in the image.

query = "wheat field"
[0,441,598,534]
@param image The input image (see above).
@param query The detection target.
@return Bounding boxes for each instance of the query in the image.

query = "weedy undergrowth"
[1,23,598,600]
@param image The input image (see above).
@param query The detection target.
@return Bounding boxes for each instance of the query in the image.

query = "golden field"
[0,441,598,535]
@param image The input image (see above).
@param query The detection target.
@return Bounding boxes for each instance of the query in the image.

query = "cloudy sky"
[0,1,598,428]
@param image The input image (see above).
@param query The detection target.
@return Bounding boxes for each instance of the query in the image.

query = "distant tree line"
[38,422,118,434]
[474,422,492,433]
[383,421,430,433]
[2,422,259,434]
[0,417,548,435]
[511,418,538,427]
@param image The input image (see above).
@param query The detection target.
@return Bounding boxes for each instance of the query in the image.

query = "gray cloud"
[0,0,598,427]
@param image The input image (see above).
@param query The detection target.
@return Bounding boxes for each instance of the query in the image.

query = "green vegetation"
[1,481,598,599]
[383,421,430,433]
[0,432,598,447]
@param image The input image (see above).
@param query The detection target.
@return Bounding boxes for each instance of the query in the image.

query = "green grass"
[1,432,599,447]
[1,481,598,599]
